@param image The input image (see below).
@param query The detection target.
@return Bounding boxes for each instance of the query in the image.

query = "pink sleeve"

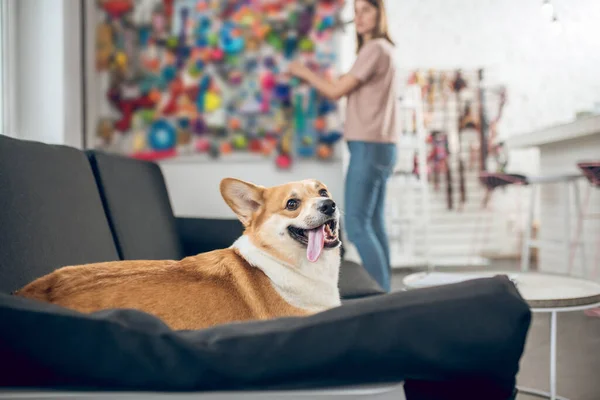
[348,43,383,82]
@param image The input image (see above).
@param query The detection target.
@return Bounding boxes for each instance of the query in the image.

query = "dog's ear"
[220,178,265,226]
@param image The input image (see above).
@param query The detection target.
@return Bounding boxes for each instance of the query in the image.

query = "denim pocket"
[367,143,397,174]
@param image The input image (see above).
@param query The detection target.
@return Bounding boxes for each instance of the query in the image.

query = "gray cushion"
[176,217,244,256]
[339,261,386,299]
[0,136,119,294]
[0,275,530,397]
[87,151,184,261]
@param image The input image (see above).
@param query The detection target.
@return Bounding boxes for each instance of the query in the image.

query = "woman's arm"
[288,62,360,101]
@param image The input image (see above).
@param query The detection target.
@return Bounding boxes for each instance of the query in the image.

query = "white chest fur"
[231,235,341,312]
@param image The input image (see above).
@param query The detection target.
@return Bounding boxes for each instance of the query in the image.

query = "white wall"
[340,0,600,175]
[14,0,82,147]
[345,0,600,139]
[336,0,600,261]
[160,160,344,219]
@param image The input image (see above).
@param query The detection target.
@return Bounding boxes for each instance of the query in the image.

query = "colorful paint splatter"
[94,0,345,167]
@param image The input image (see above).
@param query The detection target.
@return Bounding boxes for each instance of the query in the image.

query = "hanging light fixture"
[551,14,563,36]
[541,0,554,20]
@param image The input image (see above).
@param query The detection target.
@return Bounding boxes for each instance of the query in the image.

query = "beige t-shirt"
[345,38,397,143]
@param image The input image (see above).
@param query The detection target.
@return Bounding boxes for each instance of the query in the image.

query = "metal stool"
[477,172,584,273]
[479,172,528,208]
[520,174,585,273]
[570,162,600,280]
[473,172,528,263]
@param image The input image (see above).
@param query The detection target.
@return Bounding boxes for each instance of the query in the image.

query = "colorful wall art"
[92,0,346,168]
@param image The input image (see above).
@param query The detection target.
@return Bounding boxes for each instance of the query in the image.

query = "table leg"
[563,182,571,275]
[517,311,569,400]
[550,311,557,400]
[571,182,587,277]
[521,185,537,272]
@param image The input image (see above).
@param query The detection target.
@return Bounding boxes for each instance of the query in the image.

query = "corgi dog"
[14,178,342,330]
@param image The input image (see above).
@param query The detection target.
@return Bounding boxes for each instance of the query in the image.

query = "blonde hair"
[356,0,395,53]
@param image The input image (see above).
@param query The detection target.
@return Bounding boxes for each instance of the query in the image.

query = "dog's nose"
[318,199,336,216]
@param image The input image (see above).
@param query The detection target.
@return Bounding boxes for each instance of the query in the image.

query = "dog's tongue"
[307,225,326,263]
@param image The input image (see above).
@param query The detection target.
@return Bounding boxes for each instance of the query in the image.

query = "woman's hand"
[287,61,361,101]
[287,61,311,81]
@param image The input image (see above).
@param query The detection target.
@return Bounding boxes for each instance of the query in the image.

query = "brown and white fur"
[14,178,342,331]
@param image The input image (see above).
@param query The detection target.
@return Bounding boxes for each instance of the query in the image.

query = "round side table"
[403,271,600,400]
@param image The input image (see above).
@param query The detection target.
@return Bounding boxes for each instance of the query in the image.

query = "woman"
[288,0,397,291]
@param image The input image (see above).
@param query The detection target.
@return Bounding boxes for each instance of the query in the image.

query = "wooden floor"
[390,261,600,400]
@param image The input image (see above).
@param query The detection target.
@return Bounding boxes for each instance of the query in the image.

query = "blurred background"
[3,0,598,272]
[0,1,599,398]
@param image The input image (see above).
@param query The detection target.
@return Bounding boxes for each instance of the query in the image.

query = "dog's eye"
[286,199,299,210]
[319,189,329,197]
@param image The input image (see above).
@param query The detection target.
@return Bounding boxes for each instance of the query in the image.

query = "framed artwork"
[87,0,347,168]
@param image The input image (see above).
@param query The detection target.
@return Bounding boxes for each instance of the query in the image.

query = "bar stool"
[479,172,528,209]
[472,173,529,262]
[570,161,600,280]
[477,172,584,273]
[521,174,585,273]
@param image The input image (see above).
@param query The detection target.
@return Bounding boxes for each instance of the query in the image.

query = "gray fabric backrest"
[87,151,184,261]
[0,135,119,293]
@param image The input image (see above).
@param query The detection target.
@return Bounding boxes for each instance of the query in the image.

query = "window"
[0,0,4,132]
[0,0,16,136]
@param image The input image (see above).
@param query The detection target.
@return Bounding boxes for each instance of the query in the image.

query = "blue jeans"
[345,141,397,292]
